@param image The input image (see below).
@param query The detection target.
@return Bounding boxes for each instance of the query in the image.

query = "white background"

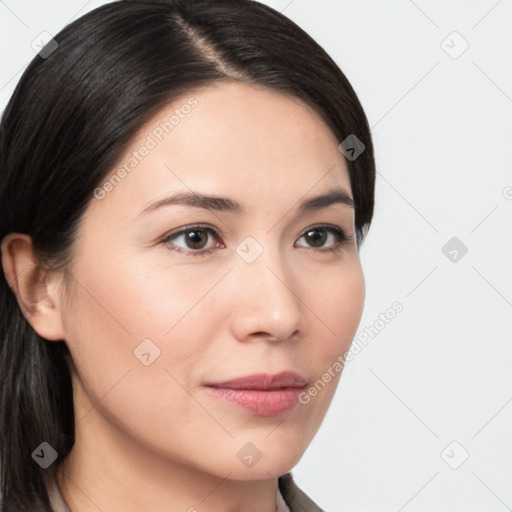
[1,1,511,511]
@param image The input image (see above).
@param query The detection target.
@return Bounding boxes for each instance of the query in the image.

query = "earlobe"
[1,233,67,341]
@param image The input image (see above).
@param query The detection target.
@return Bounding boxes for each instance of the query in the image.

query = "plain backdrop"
[1,1,511,511]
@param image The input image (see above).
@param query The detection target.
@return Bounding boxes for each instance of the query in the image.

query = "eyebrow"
[138,186,354,217]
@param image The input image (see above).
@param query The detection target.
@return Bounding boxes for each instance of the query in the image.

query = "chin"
[214,440,306,481]
[224,460,301,481]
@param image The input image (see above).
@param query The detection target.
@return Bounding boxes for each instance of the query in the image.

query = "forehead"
[93,81,352,216]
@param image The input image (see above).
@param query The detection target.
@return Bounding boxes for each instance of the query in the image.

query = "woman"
[0,0,375,510]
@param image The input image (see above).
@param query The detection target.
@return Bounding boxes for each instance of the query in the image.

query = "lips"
[206,371,307,390]
[204,371,308,416]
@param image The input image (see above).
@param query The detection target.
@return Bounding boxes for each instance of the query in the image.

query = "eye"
[159,223,352,256]
[295,224,352,253]
[160,224,223,257]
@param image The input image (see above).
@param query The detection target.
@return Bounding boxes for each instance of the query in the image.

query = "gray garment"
[45,470,325,512]
[278,473,326,512]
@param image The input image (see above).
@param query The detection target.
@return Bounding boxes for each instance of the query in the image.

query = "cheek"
[60,247,231,415]
[61,253,223,456]
[65,245,215,345]
[295,260,364,418]
[308,258,365,359]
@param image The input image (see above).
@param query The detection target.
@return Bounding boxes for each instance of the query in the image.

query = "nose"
[228,241,303,343]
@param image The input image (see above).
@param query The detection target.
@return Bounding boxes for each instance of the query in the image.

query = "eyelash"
[159,223,353,257]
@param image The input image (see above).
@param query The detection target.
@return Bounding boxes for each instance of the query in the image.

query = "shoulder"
[278,472,326,512]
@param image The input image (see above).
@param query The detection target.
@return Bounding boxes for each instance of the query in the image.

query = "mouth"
[204,371,308,417]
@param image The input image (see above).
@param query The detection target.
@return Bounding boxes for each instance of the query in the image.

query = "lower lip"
[205,386,304,416]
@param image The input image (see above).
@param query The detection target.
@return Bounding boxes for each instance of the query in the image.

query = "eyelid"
[301,223,353,242]
[159,223,220,241]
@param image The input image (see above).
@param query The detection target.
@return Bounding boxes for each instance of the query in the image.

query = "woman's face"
[58,81,365,479]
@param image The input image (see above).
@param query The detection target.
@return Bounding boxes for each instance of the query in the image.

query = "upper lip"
[205,371,307,390]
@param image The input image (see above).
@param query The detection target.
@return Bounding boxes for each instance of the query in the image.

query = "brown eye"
[295,225,351,252]
[303,228,328,247]
[161,225,223,256]
[181,229,210,250]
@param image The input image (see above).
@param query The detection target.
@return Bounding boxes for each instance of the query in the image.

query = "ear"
[1,233,67,341]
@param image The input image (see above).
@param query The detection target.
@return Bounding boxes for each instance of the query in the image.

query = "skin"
[2,81,365,512]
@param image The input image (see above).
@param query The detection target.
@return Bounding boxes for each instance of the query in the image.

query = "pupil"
[186,230,207,249]
[306,229,326,247]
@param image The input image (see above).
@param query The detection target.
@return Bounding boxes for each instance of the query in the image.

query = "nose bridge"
[235,234,289,289]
